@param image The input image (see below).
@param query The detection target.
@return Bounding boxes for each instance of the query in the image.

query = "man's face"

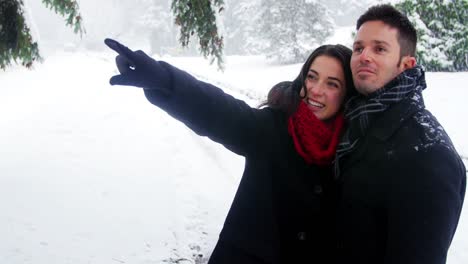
[351,20,410,95]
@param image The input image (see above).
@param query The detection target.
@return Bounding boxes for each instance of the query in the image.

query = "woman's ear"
[299,86,306,98]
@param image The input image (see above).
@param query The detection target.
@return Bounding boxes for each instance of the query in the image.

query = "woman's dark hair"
[260,44,356,116]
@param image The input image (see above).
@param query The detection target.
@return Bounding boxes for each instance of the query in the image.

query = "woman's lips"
[307,99,324,108]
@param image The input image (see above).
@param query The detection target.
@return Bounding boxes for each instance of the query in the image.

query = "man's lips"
[357,67,376,74]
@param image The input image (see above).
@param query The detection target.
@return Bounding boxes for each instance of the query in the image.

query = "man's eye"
[353,47,363,53]
[376,47,386,52]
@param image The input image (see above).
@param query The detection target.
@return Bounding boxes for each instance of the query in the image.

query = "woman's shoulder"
[258,106,288,123]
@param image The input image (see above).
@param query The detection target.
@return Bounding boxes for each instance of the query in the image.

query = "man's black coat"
[335,96,466,264]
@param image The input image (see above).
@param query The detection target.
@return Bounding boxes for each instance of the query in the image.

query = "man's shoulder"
[411,109,450,143]
[392,108,458,155]
[365,108,465,175]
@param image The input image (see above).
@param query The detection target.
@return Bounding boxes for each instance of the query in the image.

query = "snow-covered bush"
[396,0,468,72]
[224,0,333,64]
[260,0,335,64]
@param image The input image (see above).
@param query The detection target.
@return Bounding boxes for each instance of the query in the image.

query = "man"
[335,4,466,264]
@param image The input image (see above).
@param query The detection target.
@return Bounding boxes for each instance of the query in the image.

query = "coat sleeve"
[142,61,279,156]
[384,145,466,264]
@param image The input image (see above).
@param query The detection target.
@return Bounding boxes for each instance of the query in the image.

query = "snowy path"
[0,52,243,264]
[0,52,467,264]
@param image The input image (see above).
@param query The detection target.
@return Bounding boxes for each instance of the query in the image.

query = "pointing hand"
[105,38,171,94]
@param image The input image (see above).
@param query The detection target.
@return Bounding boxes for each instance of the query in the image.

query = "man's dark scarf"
[334,65,427,178]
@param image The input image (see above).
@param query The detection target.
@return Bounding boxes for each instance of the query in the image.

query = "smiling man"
[334,4,466,264]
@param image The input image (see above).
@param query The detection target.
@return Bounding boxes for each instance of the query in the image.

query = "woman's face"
[300,55,347,121]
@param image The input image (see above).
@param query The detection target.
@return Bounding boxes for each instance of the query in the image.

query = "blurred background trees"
[0,0,84,69]
[1,0,466,71]
[396,0,467,71]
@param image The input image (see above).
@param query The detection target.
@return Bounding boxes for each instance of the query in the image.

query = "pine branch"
[0,0,85,70]
[0,0,41,69]
[171,0,225,70]
[41,0,85,36]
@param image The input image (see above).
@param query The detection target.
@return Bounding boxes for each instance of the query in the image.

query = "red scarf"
[288,101,345,166]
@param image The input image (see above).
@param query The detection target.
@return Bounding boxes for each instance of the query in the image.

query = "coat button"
[297,232,307,241]
[314,185,323,194]
[337,241,344,249]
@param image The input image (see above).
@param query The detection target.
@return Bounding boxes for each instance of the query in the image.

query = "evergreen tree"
[0,0,84,69]
[237,0,266,55]
[257,0,334,64]
[222,0,249,55]
[396,0,468,71]
[171,0,224,69]
[136,0,178,55]
[220,0,263,55]
[320,0,383,26]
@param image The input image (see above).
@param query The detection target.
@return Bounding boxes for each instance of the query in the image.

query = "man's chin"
[355,82,380,96]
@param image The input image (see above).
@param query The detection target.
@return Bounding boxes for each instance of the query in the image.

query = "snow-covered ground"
[1,51,467,264]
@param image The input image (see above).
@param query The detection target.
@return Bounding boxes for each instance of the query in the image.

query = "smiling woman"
[105,38,356,264]
[300,56,347,121]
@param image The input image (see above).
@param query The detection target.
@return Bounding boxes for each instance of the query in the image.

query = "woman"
[105,38,355,264]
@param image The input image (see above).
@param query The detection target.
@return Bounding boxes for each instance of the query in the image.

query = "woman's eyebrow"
[308,69,318,75]
[310,69,343,85]
[328,77,343,86]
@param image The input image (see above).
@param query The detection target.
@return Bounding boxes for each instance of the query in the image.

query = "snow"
[0,52,243,264]
[1,53,467,264]
[325,26,355,47]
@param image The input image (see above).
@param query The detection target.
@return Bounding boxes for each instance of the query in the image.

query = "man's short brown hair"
[357,4,417,58]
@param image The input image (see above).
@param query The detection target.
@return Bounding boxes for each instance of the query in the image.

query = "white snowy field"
[0,51,467,264]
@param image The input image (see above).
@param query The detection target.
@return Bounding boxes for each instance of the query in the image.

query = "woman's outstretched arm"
[105,38,279,156]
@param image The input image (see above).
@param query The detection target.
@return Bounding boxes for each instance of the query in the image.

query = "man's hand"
[104,38,171,94]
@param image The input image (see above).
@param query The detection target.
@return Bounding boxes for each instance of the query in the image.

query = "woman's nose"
[310,82,324,96]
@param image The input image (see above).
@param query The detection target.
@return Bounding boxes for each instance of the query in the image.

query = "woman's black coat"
[143,64,337,264]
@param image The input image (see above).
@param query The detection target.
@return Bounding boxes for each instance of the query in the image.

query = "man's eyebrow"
[374,40,390,46]
[353,40,391,46]
[353,40,362,46]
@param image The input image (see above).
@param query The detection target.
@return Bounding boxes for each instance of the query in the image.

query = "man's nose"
[359,47,372,62]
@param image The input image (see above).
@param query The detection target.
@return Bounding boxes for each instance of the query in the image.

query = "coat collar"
[337,98,424,175]
[368,97,424,142]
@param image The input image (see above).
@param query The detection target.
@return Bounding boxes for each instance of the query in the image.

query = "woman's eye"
[328,82,339,88]
[307,74,317,80]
